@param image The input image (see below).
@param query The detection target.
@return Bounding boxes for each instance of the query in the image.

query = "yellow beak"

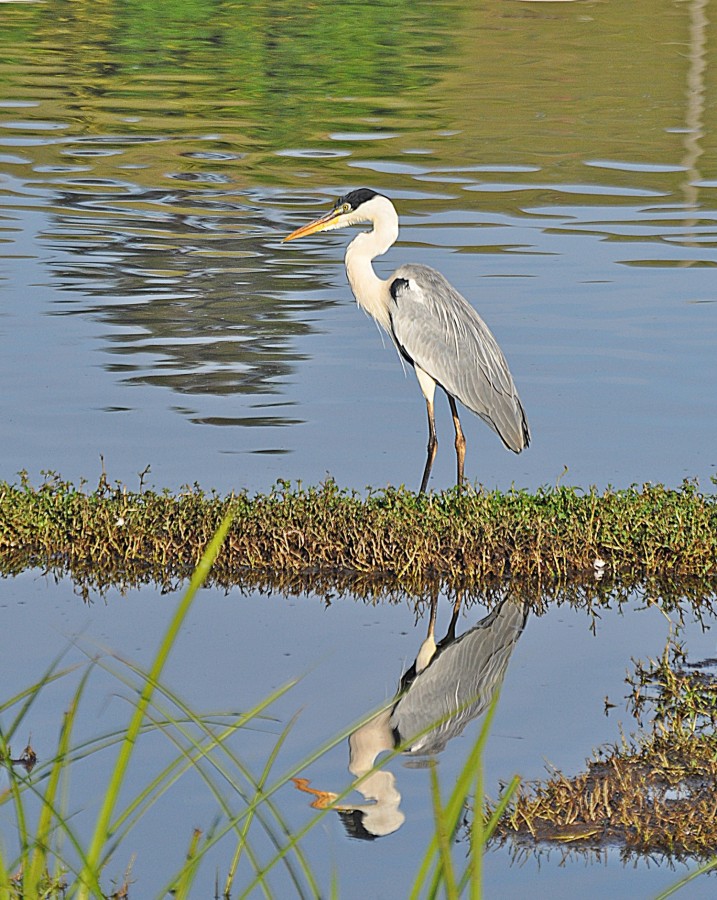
[283,207,343,242]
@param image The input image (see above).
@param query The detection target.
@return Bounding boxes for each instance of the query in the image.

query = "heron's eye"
[341,203,350,213]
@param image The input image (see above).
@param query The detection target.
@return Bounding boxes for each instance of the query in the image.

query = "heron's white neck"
[344,201,399,334]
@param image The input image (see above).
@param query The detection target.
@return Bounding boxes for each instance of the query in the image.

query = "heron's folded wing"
[389,264,530,450]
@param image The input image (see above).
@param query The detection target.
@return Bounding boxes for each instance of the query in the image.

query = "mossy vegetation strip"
[1,474,717,593]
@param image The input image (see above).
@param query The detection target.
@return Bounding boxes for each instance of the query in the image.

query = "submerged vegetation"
[1,473,717,600]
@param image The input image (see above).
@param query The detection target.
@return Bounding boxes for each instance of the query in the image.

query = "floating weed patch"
[2,473,717,599]
[489,635,717,868]
[494,739,717,857]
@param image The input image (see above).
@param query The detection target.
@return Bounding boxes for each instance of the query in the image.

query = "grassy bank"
[1,473,717,597]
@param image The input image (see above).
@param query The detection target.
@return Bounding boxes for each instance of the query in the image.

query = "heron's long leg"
[427,594,438,642]
[447,394,466,487]
[419,397,438,493]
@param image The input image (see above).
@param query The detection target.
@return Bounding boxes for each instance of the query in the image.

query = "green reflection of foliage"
[0,0,457,183]
[2,0,714,190]
[117,0,448,92]
[1,0,453,97]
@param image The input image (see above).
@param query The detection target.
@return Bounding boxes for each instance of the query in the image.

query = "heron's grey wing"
[389,264,530,451]
[390,598,528,755]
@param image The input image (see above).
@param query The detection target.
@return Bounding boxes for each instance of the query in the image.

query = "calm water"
[2,0,717,896]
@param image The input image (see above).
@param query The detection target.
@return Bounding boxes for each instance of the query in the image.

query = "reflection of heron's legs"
[448,394,466,487]
[417,596,438,672]
[427,595,438,640]
[419,398,438,493]
[445,592,463,642]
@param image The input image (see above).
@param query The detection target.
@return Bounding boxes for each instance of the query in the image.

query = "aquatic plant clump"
[489,638,717,863]
[1,473,717,595]
[492,735,717,858]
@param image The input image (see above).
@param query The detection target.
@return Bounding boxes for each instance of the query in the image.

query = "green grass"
[2,472,717,601]
[0,509,519,899]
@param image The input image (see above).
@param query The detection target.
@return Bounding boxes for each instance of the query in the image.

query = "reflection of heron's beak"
[292,777,348,810]
[283,208,342,242]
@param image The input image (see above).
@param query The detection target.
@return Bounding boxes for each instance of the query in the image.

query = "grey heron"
[284,189,530,491]
[293,594,529,839]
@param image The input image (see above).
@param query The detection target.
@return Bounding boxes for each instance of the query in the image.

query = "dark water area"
[2,0,717,895]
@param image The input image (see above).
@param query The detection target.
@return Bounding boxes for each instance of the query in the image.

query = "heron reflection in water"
[284,190,530,492]
[293,595,528,839]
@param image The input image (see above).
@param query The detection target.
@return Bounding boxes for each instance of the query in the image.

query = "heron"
[284,189,530,492]
[293,593,529,839]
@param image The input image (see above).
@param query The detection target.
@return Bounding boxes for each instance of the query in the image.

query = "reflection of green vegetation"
[491,635,717,875]
[2,474,717,599]
[114,0,446,91]
[0,0,452,117]
[0,0,455,183]
[1,0,713,200]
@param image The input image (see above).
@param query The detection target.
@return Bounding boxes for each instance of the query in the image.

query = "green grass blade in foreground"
[471,743,484,900]
[157,699,395,899]
[654,857,717,899]
[223,710,293,893]
[409,689,516,900]
[429,762,458,899]
[25,663,94,895]
[106,692,303,896]
[1,655,78,889]
[223,710,317,900]
[1,725,96,896]
[0,734,30,884]
[75,630,316,899]
[481,775,520,840]
[77,510,234,897]
[454,773,519,900]
[169,825,205,900]
[93,654,293,839]
[97,650,312,894]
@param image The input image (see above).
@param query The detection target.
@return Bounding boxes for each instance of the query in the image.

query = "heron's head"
[283,188,392,241]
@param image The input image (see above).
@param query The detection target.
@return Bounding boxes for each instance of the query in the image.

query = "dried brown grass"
[491,637,717,860]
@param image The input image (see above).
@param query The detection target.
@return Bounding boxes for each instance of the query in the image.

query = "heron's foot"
[455,478,478,495]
